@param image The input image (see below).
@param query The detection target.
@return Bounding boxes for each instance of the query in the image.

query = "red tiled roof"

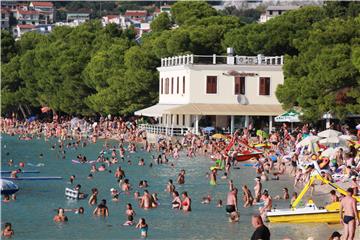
[105,15,119,19]
[17,10,40,15]
[17,24,35,29]
[31,2,54,7]
[125,10,147,17]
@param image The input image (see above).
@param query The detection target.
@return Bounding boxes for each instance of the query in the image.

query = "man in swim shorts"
[226,187,238,214]
[340,188,359,240]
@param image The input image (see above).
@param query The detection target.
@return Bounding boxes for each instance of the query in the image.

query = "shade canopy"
[134,104,180,117]
[164,103,284,116]
[274,109,300,122]
[317,129,341,138]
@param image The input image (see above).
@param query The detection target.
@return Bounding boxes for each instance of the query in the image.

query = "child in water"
[136,218,148,238]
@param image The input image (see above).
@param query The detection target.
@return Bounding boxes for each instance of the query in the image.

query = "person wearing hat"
[110,188,119,202]
[253,177,262,203]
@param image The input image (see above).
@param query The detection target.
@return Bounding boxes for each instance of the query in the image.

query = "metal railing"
[160,54,284,67]
[139,124,194,136]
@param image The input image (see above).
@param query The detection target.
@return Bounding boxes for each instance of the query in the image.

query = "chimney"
[227,47,234,65]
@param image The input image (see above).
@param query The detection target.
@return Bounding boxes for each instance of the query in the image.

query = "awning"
[134,104,180,117]
[163,103,284,116]
[275,109,301,122]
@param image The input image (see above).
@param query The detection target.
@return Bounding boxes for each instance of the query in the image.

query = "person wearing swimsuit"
[172,191,181,209]
[340,188,359,240]
[181,191,191,212]
[136,218,148,238]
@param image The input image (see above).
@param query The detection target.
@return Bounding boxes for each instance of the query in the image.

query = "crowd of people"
[1,115,360,239]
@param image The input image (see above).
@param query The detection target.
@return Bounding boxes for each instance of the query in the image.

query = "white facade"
[259,5,300,23]
[136,52,285,135]
[158,64,283,105]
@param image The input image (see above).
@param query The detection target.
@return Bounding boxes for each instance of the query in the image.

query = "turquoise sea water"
[1,135,343,239]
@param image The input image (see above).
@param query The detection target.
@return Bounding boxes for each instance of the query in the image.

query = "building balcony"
[160,53,284,67]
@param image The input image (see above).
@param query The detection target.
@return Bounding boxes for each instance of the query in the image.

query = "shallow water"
[1,135,346,239]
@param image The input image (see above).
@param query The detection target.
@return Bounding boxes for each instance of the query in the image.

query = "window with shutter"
[165,78,169,94]
[235,77,245,95]
[206,76,217,94]
[171,77,174,94]
[182,76,185,94]
[177,77,179,94]
[161,78,163,94]
[259,77,270,95]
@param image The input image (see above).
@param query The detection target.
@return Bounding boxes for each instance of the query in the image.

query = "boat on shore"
[267,162,360,223]
[267,200,360,223]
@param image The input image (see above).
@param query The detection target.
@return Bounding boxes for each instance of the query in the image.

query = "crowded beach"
[1,115,360,240]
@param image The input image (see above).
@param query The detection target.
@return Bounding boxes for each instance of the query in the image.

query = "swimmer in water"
[93,199,109,217]
[69,175,75,184]
[7,159,13,166]
[123,203,135,226]
[10,169,21,178]
[88,188,98,205]
[53,208,68,222]
[1,223,14,238]
[201,194,211,204]
[110,188,119,202]
[136,218,148,238]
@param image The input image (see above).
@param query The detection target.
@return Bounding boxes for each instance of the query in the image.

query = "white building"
[259,5,300,23]
[29,1,54,24]
[135,49,285,136]
[102,15,121,26]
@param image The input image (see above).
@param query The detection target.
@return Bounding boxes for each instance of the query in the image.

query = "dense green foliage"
[1,1,360,121]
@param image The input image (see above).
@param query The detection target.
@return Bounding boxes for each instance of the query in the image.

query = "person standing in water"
[340,188,359,240]
[177,170,185,185]
[209,169,217,186]
[181,191,191,212]
[253,177,262,203]
[226,187,238,215]
[136,218,148,238]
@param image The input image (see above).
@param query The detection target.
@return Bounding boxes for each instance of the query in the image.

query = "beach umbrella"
[319,136,340,145]
[317,129,341,138]
[296,135,320,147]
[212,133,226,139]
[274,109,301,123]
[0,179,19,195]
[70,117,81,129]
[321,147,336,158]
[339,135,357,141]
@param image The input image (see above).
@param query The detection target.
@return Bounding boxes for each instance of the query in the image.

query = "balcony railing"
[160,54,284,67]
[139,124,194,136]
